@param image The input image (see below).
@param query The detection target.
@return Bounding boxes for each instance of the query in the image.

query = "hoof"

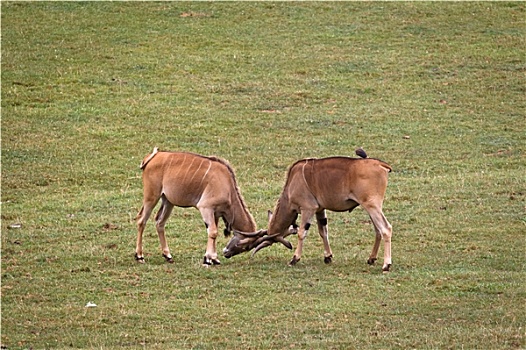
[163,254,174,264]
[367,258,377,265]
[289,256,300,266]
[203,257,221,266]
[324,255,333,264]
[135,253,145,263]
[382,264,392,272]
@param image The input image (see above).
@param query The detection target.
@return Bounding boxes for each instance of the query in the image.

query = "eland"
[223,149,393,272]
[135,148,256,265]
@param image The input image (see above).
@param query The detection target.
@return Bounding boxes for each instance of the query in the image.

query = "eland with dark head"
[135,148,256,266]
[223,149,393,272]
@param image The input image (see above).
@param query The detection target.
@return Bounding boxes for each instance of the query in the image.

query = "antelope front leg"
[200,208,221,266]
[204,222,221,266]
[316,211,333,264]
[290,211,314,266]
[289,226,307,265]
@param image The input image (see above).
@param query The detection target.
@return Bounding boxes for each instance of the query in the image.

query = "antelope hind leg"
[135,200,157,263]
[367,207,393,272]
[367,232,381,266]
[155,196,175,263]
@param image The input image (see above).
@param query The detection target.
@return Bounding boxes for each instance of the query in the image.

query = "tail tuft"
[140,147,159,169]
[355,148,368,159]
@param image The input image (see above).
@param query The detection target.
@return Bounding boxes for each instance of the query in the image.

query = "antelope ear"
[276,236,293,250]
[267,210,273,223]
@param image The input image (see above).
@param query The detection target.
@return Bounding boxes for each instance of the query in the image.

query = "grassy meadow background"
[1,2,524,349]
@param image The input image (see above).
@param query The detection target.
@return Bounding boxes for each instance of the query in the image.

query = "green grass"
[2,2,525,349]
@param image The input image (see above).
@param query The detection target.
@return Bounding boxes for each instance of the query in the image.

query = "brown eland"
[223,149,393,272]
[135,148,256,265]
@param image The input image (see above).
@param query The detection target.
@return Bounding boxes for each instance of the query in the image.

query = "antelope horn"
[238,237,255,246]
[251,234,293,257]
[275,236,293,250]
[233,229,267,237]
[251,240,274,257]
[251,231,284,248]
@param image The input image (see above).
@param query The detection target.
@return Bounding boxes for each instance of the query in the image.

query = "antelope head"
[223,224,297,259]
[222,229,295,258]
[223,211,298,259]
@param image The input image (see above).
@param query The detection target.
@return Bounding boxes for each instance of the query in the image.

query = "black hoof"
[163,254,174,264]
[203,257,220,266]
[382,264,392,272]
[324,255,333,264]
[289,256,300,266]
[367,258,377,265]
[135,253,145,263]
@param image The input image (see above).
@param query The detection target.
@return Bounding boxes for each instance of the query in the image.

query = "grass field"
[1,2,525,349]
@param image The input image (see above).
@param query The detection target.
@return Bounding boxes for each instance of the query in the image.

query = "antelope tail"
[140,147,159,169]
